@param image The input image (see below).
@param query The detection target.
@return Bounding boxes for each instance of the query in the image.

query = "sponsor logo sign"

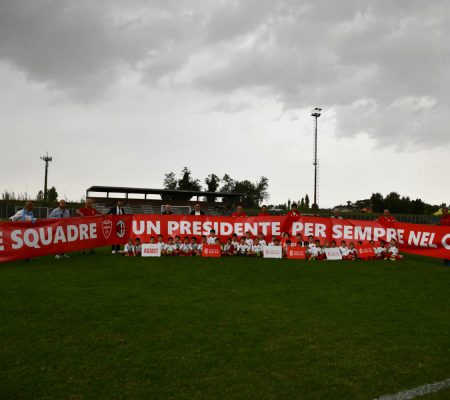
[141,243,161,257]
[287,246,307,259]
[324,248,343,260]
[358,245,375,258]
[263,245,282,259]
[202,244,221,258]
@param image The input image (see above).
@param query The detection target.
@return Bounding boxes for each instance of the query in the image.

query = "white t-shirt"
[348,248,357,256]
[231,240,240,248]
[236,244,248,254]
[339,246,349,256]
[135,244,142,255]
[388,245,399,256]
[197,243,205,252]
[258,239,267,246]
[375,246,387,256]
[223,243,234,252]
[157,241,165,249]
[207,236,217,245]
[251,244,264,254]
[165,243,176,253]
[125,244,135,253]
[245,238,254,246]
[180,243,192,252]
[308,246,320,257]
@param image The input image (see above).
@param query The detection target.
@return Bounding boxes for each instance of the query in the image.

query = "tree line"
[339,192,442,214]
[163,167,269,208]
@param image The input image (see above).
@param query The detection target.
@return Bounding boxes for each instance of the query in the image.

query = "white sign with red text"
[263,245,282,259]
[141,243,161,257]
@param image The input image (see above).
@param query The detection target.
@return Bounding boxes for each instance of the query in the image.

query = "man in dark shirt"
[190,203,205,215]
[108,200,125,253]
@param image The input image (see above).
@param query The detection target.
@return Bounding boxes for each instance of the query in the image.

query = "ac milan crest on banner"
[102,219,112,239]
[116,219,126,238]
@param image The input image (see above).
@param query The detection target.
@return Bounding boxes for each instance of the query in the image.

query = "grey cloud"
[0,0,449,146]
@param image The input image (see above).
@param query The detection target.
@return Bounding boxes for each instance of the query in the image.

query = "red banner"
[1,214,449,263]
[0,215,133,263]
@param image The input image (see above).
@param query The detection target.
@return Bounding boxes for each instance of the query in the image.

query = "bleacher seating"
[92,199,226,216]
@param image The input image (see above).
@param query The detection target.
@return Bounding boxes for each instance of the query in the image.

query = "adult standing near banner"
[190,203,205,215]
[258,205,271,216]
[162,204,174,215]
[77,199,101,254]
[10,201,36,222]
[378,209,397,224]
[77,199,102,217]
[331,210,343,219]
[231,205,247,218]
[108,200,125,254]
[49,199,71,259]
[440,207,450,266]
[286,203,301,217]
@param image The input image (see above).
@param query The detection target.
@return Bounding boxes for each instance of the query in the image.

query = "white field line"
[374,377,450,400]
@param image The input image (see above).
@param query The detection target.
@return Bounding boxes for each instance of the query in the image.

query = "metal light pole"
[40,152,53,201]
[311,108,322,211]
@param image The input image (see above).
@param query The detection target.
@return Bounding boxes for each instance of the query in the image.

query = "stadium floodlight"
[40,152,53,201]
[311,108,322,212]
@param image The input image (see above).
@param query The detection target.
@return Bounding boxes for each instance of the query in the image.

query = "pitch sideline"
[374,377,450,400]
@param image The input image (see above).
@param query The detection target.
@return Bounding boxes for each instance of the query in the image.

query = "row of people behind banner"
[9,199,409,223]
[120,230,403,261]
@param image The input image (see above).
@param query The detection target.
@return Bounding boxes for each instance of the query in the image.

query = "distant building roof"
[86,185,244,200]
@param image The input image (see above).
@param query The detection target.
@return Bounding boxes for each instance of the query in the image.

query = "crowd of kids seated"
[118,230,403,260]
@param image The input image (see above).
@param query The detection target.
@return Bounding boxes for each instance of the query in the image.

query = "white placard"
[263,245,283,259]
[141,243,161,257]
[324,248,343,260]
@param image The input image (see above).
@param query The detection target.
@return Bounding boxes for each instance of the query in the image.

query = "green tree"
[47,187,58,202]
[36,190,44,201]
[384,192,401,213]
[163,172,177,190]
[219,174,235,193]
[177,167,202,192]
[370,193,385,213]
[205,174,220,202]
[305,194,310,209]
[299,198,305,211]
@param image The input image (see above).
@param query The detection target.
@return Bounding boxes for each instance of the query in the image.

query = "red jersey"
[258,212,271,216]
[378,215,396,224]
[231,212,247,218]
[78,207,101,216]
[286,210,301,217]
[440,214,450,226]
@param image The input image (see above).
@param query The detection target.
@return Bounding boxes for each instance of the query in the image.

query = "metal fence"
[0,202,441,225]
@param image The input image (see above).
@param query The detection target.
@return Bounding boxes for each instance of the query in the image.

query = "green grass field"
[1,251,449,400]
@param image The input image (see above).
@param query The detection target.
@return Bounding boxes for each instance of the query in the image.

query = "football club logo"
[102,219,113,239]
[116,220,126,238]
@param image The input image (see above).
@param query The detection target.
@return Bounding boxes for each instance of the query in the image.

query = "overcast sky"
[1,0,449,207]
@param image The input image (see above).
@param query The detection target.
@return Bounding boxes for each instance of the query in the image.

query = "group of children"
[119,230,403,261]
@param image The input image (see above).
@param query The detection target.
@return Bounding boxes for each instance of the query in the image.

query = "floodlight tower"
[40,152,53,201]
[311,108,322,211]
